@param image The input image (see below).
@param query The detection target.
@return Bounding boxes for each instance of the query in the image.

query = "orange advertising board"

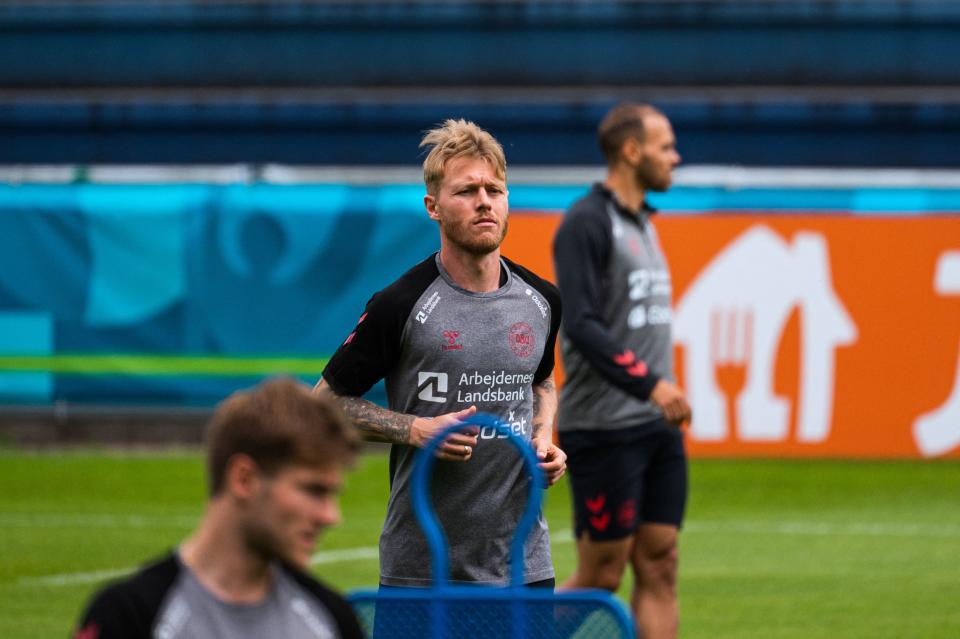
[503,213,960,459]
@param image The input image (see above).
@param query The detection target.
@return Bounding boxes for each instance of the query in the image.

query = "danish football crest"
[508,322,535,358]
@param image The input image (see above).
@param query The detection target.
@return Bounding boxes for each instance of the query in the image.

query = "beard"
[243,516,285,563]
[241,492,311,569]
[636,160,671,193]
[438,216,508,256]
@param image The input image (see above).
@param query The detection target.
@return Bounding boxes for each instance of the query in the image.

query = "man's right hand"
[650,380,692,427]
[411,405,480,462]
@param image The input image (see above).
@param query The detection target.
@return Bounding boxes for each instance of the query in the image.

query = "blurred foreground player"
[553,104,692,639]
[316,119,566,588]
[73,378,363,639]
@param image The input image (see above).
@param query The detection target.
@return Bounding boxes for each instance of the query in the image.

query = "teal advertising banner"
[0,183,440,406]
[2,179,959,407]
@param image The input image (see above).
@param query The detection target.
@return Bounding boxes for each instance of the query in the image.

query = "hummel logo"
[417,372,448,403]
[442,330,463,351]
[589,512,611,532]
[585,494,606,514]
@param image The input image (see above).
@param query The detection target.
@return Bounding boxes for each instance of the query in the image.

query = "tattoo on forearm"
[531,377,557,439]
[335,396,413,444]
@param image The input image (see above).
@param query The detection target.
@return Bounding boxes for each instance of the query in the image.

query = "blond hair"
[419,119,507,196]
[597,103,664,164]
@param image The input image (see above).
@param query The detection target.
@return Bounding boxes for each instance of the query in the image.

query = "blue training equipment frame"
[347,412,634,639]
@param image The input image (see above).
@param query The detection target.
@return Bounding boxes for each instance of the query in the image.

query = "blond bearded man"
[316,119,566,589]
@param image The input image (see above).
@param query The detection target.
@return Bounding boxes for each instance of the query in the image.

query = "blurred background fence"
[4,0,960,166]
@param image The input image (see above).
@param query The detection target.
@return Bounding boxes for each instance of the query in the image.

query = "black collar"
[592,182,657,219]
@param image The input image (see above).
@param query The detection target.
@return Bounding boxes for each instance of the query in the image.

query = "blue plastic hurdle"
[348,413,634,639]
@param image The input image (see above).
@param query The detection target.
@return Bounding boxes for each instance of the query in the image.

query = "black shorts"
[560,418,687,541]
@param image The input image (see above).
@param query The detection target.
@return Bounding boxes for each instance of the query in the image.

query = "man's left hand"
[532,438,567,487]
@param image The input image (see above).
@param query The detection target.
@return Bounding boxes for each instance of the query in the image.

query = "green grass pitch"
[1,450,958,638]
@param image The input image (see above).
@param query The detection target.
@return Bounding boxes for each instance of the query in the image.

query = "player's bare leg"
[630,522,679,639]
[560,535,633,593]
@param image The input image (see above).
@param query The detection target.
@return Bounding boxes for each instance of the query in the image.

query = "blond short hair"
[598,103,664,164]
[419,119,507,196]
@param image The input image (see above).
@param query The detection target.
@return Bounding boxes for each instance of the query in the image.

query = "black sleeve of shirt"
[504,257,562,386]
[321,255,439,398]
[552,204,661,400]
[72,554,180,639]
[283,565,365,639]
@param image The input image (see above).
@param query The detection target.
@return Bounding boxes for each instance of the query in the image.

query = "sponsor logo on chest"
[524,287,549,318]
[415,291,441,324]
[417,371,448,403]
[416,369,534,405]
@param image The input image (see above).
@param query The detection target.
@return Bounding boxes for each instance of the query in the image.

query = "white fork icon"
[711,310,752,438]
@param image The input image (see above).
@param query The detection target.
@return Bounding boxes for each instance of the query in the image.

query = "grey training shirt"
[74,552,362,639]
[553,183,674,432]
[153,558,342,639]
[323,253,562,586]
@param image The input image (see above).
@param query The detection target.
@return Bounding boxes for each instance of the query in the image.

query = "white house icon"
[674,225,857,442]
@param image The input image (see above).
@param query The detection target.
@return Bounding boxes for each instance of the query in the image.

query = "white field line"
[13,520,960,589]
[311,546,380,565]
[686,520,960,538]
[16,544,388,589]
[20,568,134,588]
